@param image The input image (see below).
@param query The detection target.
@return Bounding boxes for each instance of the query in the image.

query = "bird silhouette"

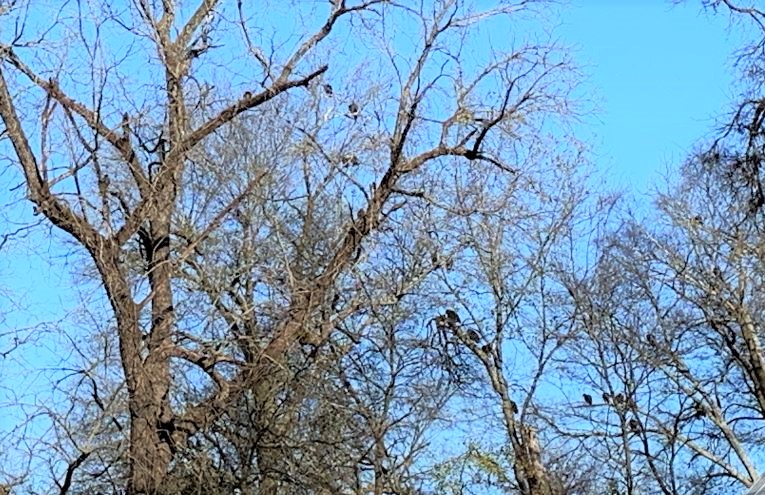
[445,309,460,328]
[348,102,360,119]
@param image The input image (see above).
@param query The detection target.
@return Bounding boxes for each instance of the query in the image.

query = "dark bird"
[510,400,519,414]
[434,314,448,332]
[583,393,593,406]
[614,393,625,405]
[628,418,640,432]
[121,112,130,137]
[647,333,657,347]
[445,309,460,329]
[340,153,359,166]
[348,102,360,119]
[481,343,492,354]
[693,403,707,419]
[323,83,333,96]
[602,392,611,404]
[466,329,481,342]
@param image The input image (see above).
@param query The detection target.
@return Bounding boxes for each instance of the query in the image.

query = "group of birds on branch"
[320,82,360,120]
[582,392,634,409]
[433,309,484,346]
[582,392,641,432]
[319,80,498,167]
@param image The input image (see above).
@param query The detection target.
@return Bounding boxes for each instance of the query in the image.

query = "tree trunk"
[128,368,173,494]
[127,216,176,494]
[253,368,286,495]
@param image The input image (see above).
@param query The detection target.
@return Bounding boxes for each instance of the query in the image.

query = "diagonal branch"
[0,46,150,195]
[0,66,103,249]
[171,65,328,160]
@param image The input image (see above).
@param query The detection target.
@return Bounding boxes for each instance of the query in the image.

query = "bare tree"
[556,159,765,494]
[0,0,577,493]
[420,137,600,495]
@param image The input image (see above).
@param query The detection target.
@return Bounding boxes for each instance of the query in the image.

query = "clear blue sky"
[558,1,747,192]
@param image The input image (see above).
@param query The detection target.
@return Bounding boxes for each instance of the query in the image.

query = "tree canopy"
[0,1,765,494]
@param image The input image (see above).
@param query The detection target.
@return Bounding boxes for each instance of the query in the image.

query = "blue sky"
[559,1,747,192]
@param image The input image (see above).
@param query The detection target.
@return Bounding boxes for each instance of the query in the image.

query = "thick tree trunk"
[127,217,176,494]
[128,369,173,495]
[96,216,176,494]
[253,369,286,495]
[98,285,174,493]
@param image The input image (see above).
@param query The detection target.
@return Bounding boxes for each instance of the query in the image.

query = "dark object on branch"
[647,333,657,347]
[694,402,707,419]
[628,418,640,432]
[445,309,460,327]
[602,392,611,404]
[614,393,624,405]
[466,329,481,342]
[481,343,491,353]
[341,153,359,166]
[583,393,593,406]
[510,400,519,414]
[348,102,359,119]
[434,315,449,332]
[323,83,333,96]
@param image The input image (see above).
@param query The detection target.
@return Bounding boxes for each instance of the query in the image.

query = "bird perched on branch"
[348,102,360,120]
[434,315,448,333]
[583,393,593,406]
[445,309,460,329]
[629,418,640,432]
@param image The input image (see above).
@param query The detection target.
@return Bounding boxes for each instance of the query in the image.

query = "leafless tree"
[555,157,765,494]
[0,0,577,493]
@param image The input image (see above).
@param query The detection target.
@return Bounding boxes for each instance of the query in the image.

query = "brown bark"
[517,425,554,495]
